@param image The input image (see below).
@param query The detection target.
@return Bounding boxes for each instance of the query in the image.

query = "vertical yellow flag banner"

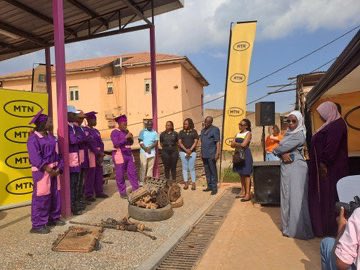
[0,89,48,210]
[222,21,256,151]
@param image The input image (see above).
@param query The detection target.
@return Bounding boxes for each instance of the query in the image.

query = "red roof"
[0,52,209,86]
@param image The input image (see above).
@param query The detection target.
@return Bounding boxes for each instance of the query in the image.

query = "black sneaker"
[96,193,109,199]
[203,188,212,192]
[47,219,66,226]
[86,197,96,202]
[30,226,50,234]
[210,190,218,195]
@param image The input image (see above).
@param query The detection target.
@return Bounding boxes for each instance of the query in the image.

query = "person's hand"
[146,147,151,154]
[186,149,192,156]
[125,132,133,139]
[319,162,328,178]
[281,153,292,163]
[230,141,236,148]
[336,207,347,235]
[49,169,60,177]
[215,152,220,161]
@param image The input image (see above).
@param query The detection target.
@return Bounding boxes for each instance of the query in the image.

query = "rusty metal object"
[156,189,170,208]
[69,217,156,240]
[128,177,183,209]
[168,183,181,202]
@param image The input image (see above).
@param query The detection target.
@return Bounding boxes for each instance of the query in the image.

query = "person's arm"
[27,135,47,171]
[177,132,187,152]
[214,127,221,160]
[334,208,359,270]
[148,132,159,150]
[231,132,251,149]
[188,130,199,154]
[159,132,164,148]
[111,130,126,148]
[273,133,304,155]
[319,123,346,177]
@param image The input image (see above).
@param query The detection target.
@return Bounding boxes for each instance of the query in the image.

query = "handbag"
[232,148,245,166]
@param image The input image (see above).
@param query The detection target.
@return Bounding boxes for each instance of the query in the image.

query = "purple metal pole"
[45,47,53,119]
[150,24,159,177]
[52,0,71,217]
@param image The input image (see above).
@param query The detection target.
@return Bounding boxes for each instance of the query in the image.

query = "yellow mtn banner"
[222,22,256,151]
[0,89,48,209]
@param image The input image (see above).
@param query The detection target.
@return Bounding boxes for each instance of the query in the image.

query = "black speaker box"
[255,102,275,126]
[253,161,280,205]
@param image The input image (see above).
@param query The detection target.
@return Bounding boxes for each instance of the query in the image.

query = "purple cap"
[29,109,48,125]
[85,111,98,120]
[115,115,127,123]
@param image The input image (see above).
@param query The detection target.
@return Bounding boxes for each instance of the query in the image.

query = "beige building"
[0,52,208,150]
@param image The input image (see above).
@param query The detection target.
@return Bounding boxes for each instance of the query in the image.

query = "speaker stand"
[262,126,266,161]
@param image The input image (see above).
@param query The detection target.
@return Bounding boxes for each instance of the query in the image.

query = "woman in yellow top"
[265,125,283,161]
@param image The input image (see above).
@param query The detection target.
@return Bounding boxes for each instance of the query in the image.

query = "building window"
[144,79,151,94]
[38,74,46,82]
[69,86,79,101]
[107,82,113,94]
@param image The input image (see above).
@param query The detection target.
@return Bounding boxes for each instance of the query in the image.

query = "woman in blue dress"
[231,119,253,202]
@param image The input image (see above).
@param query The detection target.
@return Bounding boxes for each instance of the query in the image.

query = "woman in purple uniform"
[83,111,108,201]
[110,115,139,199]
[27,109,65,234]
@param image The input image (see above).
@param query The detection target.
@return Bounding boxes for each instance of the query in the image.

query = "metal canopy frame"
[0,0,184,216]
[0,0,184,61]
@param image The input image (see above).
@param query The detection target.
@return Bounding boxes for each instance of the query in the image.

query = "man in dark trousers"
[200,116,221,195]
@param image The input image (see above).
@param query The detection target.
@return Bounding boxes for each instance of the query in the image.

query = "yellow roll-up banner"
[0,89,48,210]
[222,21,257,151]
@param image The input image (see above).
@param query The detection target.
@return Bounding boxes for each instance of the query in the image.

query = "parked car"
[102,154,114,178]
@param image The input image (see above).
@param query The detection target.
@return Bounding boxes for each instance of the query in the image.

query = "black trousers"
[161,149,179,180]
[202,158,218,192]
[70,172,79,210]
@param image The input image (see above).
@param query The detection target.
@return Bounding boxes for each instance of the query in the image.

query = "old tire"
[128,204,173,222]
[170,196,184,208]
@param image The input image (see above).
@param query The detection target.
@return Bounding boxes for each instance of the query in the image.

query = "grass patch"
[221,167,240,183]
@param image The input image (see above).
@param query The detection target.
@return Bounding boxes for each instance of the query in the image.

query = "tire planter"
[170,196,184,208]
[128,204,174,222]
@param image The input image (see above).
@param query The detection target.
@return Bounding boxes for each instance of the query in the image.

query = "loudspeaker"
[253,161,280,205]
[255,102,275,126]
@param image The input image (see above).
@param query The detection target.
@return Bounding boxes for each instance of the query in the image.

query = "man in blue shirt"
[138,119,159,184]
[200,116,221,195]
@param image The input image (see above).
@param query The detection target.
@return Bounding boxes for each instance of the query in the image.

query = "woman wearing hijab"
[27,110,65,234]
[273,111,313,239]
[308,101,349,237]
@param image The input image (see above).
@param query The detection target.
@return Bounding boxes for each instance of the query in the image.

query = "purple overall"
[27,131,63,229]
[84,126,105,198]
[110,128,139,196]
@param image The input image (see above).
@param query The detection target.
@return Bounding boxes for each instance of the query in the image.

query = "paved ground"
[196,184,322,270]
[0,179,216,270]
[0,181,322,270]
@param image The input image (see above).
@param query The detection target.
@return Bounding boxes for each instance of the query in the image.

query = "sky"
[0,0,360,113]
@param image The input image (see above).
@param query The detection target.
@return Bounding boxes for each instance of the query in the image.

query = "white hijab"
[287,110,306,137]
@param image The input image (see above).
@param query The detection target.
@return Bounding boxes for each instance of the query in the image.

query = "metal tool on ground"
[69,216,157,240]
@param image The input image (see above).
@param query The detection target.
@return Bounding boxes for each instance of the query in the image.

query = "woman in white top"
[231,119,253,202]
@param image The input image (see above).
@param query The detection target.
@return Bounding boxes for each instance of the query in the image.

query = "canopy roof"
[0,0,184,61]
[306,30,360,107]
